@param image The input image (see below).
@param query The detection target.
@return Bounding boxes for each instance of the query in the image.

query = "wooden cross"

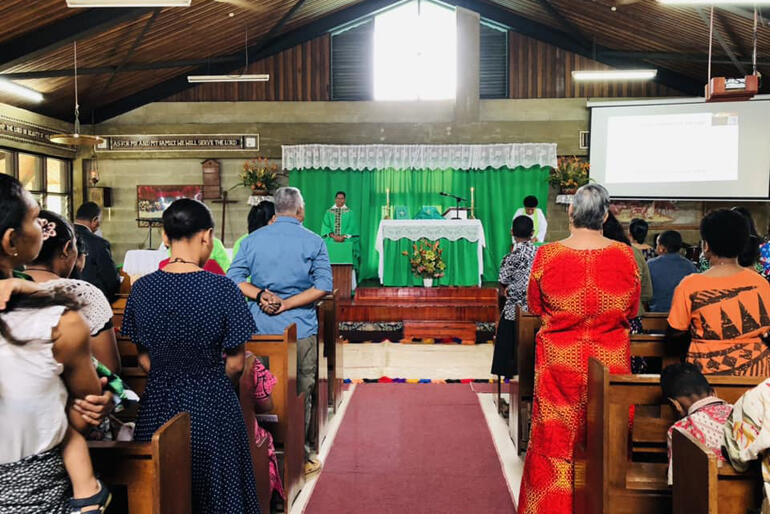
[212,190,238,245]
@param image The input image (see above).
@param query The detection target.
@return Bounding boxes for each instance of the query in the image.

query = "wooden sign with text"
[97,134,259,152]
[0,115,74,153]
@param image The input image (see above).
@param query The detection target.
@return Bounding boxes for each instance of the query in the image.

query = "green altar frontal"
[375,219,485,287]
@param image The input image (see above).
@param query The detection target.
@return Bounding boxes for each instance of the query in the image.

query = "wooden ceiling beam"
[98,9,161,96]
[445,0,703,96]
[696,7,746,75]
[536,0,591,49]
[0,7,152,72]
[91,0,399,122]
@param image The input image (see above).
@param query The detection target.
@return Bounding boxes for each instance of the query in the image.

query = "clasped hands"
[259,290,285,315]
[330,234,346,243]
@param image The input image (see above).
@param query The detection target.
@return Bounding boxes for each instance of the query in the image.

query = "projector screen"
[589,98,770,199]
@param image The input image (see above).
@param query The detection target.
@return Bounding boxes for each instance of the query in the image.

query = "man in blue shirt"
[228,186,332,474]
[647,230,697,312]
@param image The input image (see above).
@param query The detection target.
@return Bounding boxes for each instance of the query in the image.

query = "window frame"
[0,146,73,219]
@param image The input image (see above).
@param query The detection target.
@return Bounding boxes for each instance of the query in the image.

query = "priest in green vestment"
[320,191,360,272]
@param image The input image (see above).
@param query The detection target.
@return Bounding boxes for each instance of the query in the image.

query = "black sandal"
[68,479,112,514]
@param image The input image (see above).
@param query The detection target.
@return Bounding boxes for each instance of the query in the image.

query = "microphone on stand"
[439,192,466,220]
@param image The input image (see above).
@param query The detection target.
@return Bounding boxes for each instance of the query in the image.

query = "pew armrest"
[672,427,715,514]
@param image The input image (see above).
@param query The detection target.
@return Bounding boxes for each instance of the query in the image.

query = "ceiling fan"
[213,0,269,12]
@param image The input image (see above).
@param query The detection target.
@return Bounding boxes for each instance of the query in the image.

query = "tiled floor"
[342,341,496,380]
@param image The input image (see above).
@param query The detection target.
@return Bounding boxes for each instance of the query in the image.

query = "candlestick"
[470,187,475,219]
[385,188,391,219]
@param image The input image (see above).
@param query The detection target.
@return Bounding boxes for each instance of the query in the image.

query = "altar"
[375,219,486,287]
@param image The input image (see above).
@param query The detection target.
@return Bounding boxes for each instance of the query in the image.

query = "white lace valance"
[282,144,557,171]
[375,219,486,285]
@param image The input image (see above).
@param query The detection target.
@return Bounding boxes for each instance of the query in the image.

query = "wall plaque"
[98,134,259,152]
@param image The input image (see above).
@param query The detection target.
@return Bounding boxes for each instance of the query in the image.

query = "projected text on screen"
[605,112,739,184]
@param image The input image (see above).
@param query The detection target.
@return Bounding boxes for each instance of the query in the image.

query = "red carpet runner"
[305,384,516,513]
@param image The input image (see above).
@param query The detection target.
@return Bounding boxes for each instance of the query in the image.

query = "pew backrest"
[240,353,275,513]
[672,427,763,514]
[583,358,764,514]
[243,324,306,507]
[88,412,191,514]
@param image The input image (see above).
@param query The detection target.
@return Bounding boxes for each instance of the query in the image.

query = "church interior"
[1,0,770,513]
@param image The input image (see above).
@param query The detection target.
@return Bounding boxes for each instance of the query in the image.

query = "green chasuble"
[320,206,360,269]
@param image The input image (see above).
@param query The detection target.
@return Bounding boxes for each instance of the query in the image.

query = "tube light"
[66,0,190,6]
[0,78,43,103]
[659,0,770,4]
[187,74,270,83]
[572,69,658,81]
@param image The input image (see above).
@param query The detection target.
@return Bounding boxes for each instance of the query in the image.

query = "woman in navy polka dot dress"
[121,199,260,514]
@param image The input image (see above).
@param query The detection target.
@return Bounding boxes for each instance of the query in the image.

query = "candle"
[386,188,390,206]
[470,187,475,218]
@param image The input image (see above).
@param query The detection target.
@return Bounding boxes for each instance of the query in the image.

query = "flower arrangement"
[549,156,590,194]
[240,157,280,194]
[402,239,447,279]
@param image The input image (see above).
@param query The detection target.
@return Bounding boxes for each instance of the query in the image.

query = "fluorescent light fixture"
[67,0,190,6]
[0,78,43,103]
[572,69,658,81]
[187,74,270,83]
[659,0,770,4]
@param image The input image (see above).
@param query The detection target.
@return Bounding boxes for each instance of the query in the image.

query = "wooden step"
[402,320,477,344]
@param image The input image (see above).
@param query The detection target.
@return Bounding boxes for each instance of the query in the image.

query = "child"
[513,195,547,243]
[661,363,733,485]
[491,215,537,379]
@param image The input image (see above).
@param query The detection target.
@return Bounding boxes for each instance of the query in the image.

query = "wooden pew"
[640,311,668,333]
[579,358,763,514]
[672,428,762,514]
[321,291,344,413]
[314,295,331,455]
[510,308,676,454]
[244,325,306,508]
[88,412,191,514]
[509,306,540,453]
[314,291,341,454]
[240,353,277,514]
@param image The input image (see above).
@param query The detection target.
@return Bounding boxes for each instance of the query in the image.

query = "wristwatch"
[256,290,264,303]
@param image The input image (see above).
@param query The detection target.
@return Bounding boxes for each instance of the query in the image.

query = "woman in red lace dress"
[518,184,640,514]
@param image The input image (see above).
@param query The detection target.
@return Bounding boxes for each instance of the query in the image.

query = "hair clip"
[41,221,57,241]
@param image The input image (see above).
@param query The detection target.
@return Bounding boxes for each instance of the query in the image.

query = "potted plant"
[240,157,280,195]
[549,156,590,195]
[402,239,446,287]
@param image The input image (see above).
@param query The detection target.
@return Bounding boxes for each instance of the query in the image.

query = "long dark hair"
[731,207,762,268]
[603,211,631,246]
[247,201,275,233]
[0,175,80,344]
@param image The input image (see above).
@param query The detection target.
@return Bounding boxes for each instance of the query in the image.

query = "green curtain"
[288,166,549,283]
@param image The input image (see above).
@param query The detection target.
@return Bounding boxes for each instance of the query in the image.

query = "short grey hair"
[571,183,610,230]
[274,186,304,214]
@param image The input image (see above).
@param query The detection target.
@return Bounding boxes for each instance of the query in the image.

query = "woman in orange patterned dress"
[518,184,641,514]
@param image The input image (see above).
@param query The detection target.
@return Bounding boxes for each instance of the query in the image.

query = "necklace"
[166,257,201,268]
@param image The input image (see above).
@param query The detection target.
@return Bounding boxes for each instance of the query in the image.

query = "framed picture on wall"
[610,200,704,229]
[136,185,202,227]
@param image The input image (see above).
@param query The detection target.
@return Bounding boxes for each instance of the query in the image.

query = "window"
[330,3,509,101]
[0,150,11,175]
[1,148,72,218]
[373,0,456,101]
[480,22,508,99]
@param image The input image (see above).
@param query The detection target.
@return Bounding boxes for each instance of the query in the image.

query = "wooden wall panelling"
[165,34,330,102]
[508,32,682,98]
